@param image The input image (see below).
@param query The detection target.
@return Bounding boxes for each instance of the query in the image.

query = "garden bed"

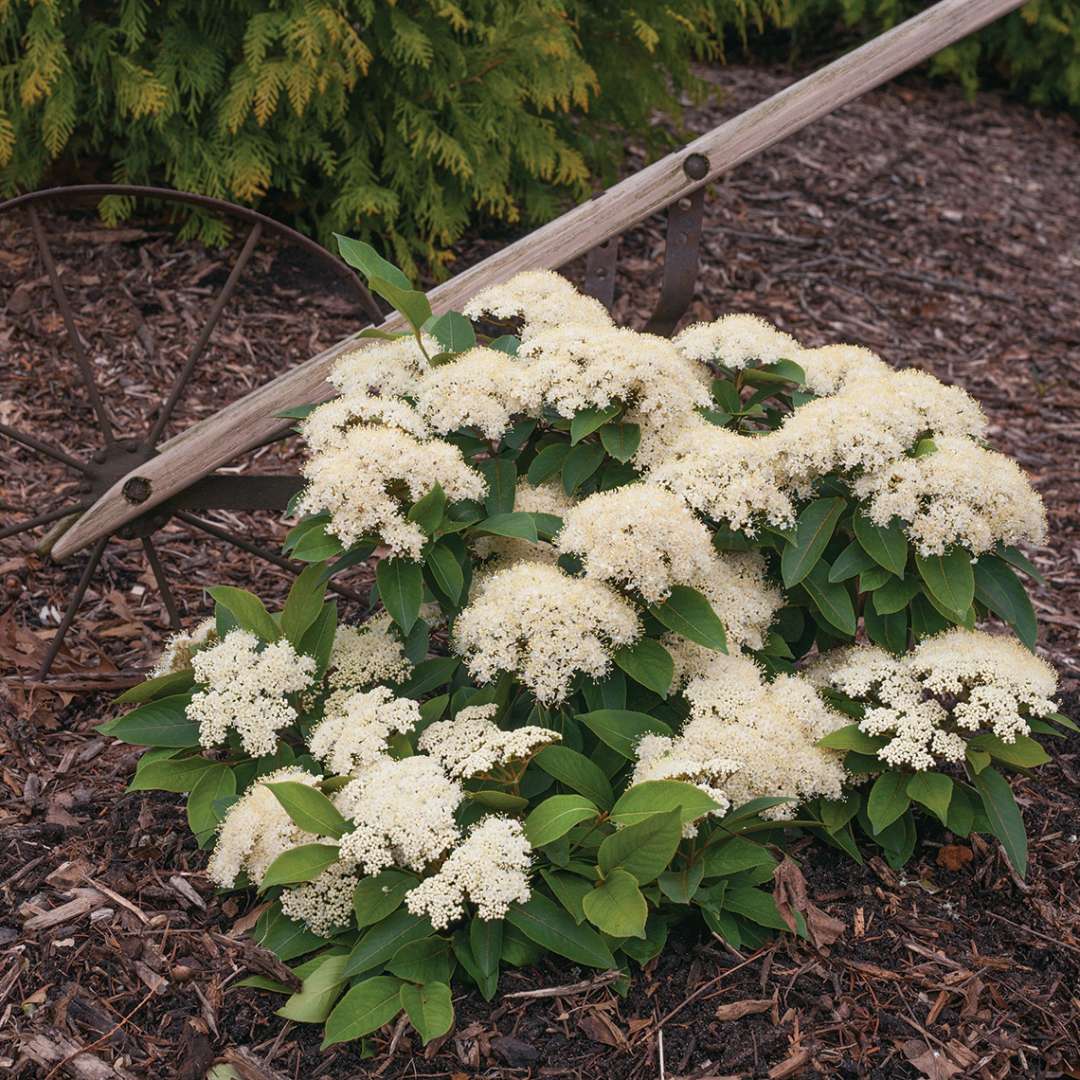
[2,64,1079,1078]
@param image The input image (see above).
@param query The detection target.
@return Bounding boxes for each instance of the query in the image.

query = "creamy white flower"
[309,686,421,775]
[463,270,613,341]
[327,334,432,398]
[326,616,412,694]
[453,561,641,704]
[853,435,1046,556]
[792,343,889,396]
[555,482,717,603]
[415,346,526,439]
[405,815,532,929]
[188,631,316,757]
[151,617,217,677]
[635,653,848,819]
[296,423,485,558]
[418,703,559,779]
[207,767,322,887]
[675,314,799,369]
[280,861,359,937]
[336,755,462,875]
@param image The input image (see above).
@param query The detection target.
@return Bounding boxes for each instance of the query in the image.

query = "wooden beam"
[53,0,1027,561]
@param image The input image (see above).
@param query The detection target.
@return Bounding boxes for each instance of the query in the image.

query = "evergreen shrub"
[104,246,1070,1050]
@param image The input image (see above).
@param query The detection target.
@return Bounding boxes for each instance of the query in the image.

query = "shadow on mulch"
[2,61,1080,1079]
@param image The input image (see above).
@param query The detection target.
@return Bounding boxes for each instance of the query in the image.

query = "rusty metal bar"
[0,502,89,542]
[37,535,109,678]
[141,537,182,629]
[583,237,619,310]
[643,184,707,337]
[0,422,94,475]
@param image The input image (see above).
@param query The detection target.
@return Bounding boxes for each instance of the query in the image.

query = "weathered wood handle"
[53,0,1028,561]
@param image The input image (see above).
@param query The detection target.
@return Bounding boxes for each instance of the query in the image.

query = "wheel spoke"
[0,421,94,474]
[29,207,116,446]
[141,536,182,629]
[147,222,263,445]
[0,502,88,542]
[175,511,365,604]
[36,535,109,679]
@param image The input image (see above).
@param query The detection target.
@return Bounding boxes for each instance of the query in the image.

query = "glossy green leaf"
[368,275,432,334]
[280,562,329,646]
[526,442,570,485]
[915,549,975,619]
[649,585,728,652]
[974,556,1037,649]
[376,557,423,634]
[597,807,682,884]
[906,772,953,826]
[426,310,476,353]
[406,482,447,534]
[102,694,199,747]
[801,560,856,637]
[828,540,877,583]
[524,795,600,847]
[206,585,279,641]
[867,772,911,835]
[128,753,213,793]
[277,953,349,1024]
[267,781,350,839]
[334,235,412,290]
[972,766,1027,877]
[260,843,340,890]
[613,638,673,698]
[817,723,886,754]
[561,441,605,493]
[186,764,236,847]
[781,497,845,587]
[576,709,672,759]
[426,542,464,604]
[399,981,454,1045]
[472,511,539,542]
[610,780,721,828]
[582,868,647,938]
[599,422,641,463]
[534,746,614,808]
[353,871,415,928]
[505,894,615,969]
[344,910,434,978]
[387,938,451,985]
[322,975,404,1048]
[853,513,908,577]
[570,404,620,445]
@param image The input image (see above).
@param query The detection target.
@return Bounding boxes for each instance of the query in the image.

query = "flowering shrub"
[104,251,1073,1051]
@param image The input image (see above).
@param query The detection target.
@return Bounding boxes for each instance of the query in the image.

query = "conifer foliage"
[0,0,782,268]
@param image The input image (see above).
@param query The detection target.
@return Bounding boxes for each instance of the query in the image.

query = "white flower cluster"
[418,704,559,779]
[295,422,485,558]
[309,686,421,775]
[280,861,358,937]
[326,617,412,695]
[852,435,1048,556]
[634,653,849,819]
[463,270,613,341]
[336,755,463,875]
[151,617,217,677]
[405,816,532,929]
[675,314,799,370]
[414,347,525,439]
[804,629,1058,769]
[207,767,321,887]
[453,561,641,704]
[188,631,316,757]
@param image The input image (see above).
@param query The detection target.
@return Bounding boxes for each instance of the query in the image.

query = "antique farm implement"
[0,0,1027,679]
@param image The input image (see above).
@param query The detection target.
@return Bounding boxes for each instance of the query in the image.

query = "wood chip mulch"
[2,64,1079,1078]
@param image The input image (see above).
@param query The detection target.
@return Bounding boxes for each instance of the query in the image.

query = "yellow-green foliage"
[786,1,1080,114]
[0,0,784,272]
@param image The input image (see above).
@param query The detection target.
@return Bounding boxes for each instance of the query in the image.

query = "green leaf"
[253,907,325,963]
[700,836,777,877]
[997,544,1045,585]
[472,511,538,542]
[561,441,605,494]
[867,772,911,835]
[524,795,600,847]
[581,868,647,938]
[426,310,476,353]
[426,542,464,604]
[102,694,198,747]
[399,656,460,697]
[526,442,570,485]
[871,575,921,615]
[407,483,447,535]
[817,723,886,754]
[828,540,877,583]
[368,275,432,334]
[344,910,434,979]
[576,710,672,759]
[489,334,520,356]
[974,556,1037,649]
[277,953,350,1024]
[115,668,195,705]
[610,780,721,828]
[281,563,329,647]
[468,919,503,998]
[853,513,908,577]
[863,604,908,655]
[946,784,977,837]
[267,782,350,839]
[966,746,991,774]
[649,585,728,652]
[260,843,340,890]
[376,557,423,634]
[571,404,621,445]
[781,497,846,587]
[613,638,673,698]
[968,733,1050,769]
[478,458,516,516]
[128,754,213,793]
[657,862,705,904]
[599,422,640,463]
[597,807,682,884]
[387,938,451,985]
[353,871,415,928]
[722,886,789,930]
[906,772,953,826]
[915,549,975,620]
[288,520,344,562]
[187,764,236,846]
[505,894,615,969]
[322,975,404,1048]
[334,235,412,290]
[534,747,614,809]
[206,586,279,642]
[801,561,856,637]
[540,869,592,923]
[971,766,1027,877]
[399,982,453,1045]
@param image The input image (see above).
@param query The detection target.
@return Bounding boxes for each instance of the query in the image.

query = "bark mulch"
[2,64,1079,1078]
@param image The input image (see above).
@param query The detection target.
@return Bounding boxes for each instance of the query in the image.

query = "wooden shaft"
[53,0,1027,561]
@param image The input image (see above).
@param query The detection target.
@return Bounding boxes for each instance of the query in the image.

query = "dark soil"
[2,62,1079,1078]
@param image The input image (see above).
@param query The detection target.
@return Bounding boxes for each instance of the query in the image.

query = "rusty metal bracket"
[583,236,620,310]
[644,153,709,337]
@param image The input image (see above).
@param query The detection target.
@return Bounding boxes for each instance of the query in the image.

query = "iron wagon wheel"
[0,185,380,685]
